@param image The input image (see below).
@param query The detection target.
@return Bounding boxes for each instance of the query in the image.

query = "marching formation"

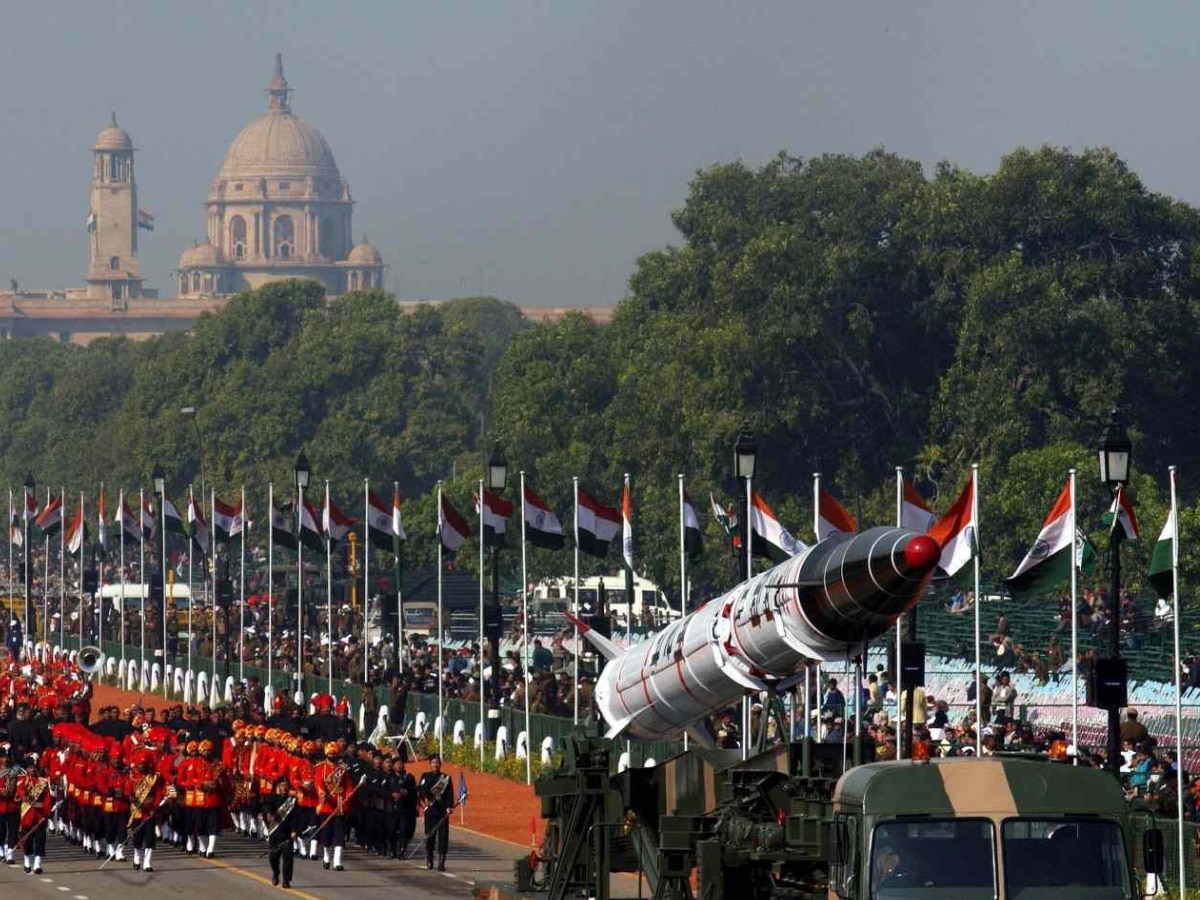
[0,655,457,886]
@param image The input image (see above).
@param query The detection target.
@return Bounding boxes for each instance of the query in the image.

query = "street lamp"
[485,442,507,739]
[23,471,33,641]
[1098,409,1132,777]
[180,406,207,502]
[732,426,757,760]
[293,450,311,700]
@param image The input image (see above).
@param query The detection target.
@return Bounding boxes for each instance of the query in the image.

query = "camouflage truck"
[494,733,1164,900]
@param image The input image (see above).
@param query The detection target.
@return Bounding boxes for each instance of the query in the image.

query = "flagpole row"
[297,478,305,707]
[972,463,982,758]
[678,473,688,753]
[363,478,369,688]
[520,470,531,785]
[1170,465,1185,897]
[572,476,580,726]
[240,484,246,684]
[325,480,333,698]
[267,482,274,698]
[58,488,64,652]
[478,477,486,769]
[436,479,444,760]
[895,466,904,760]
[1069,468,1079,761]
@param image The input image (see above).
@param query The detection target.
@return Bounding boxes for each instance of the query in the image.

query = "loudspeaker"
[217,579,233,607]
[484,603,503,641]
[1087,657,1128,710]
[899,641,925,688]
[82,568,99,594]
[149,575,163,603]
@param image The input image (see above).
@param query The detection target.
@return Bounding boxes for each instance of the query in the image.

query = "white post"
[187,485,194,677]
[161,489,168,698]
[6,489,11,652]
[812,472,820,540]
[679,473,689,752]
[77,492,84,651]
[744,471,753,761]
[1170,465,1185,897]
[573,476,580,725]
[895,466,904,760]
[972,463,982,756]
[297,480,305,696]
[267,482,274,693]
[436,480,445,758]
[1069,468,1079,758]
[325,480,333,697]
[478,477,486,768]
[395,481,403,676]
[363,478,370,686]
[520,471,531,784]
[139,489,145,673]
[119,487,126,668]
[211,488,217,689]
[58,489,65,650]
[239,485,246,683]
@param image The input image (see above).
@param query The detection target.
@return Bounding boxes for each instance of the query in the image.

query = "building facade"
[176,55,385,297]
[85,114,145,303]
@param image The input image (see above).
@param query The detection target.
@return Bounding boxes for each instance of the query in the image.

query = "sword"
[301,774,367,840]
[14,798,63,850]
[99,793,171,870]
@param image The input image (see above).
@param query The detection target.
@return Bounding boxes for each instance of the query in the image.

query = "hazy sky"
[2,1,1199,307]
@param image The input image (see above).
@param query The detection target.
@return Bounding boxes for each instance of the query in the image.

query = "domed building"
[177,55,385,297]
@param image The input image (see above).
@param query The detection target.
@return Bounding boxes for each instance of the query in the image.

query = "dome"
[347,238,383,266]
[217,55,340,181]
[95,113,133,151]
[178,241,225,269]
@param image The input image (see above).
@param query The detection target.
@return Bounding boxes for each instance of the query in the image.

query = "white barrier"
[453,720,467,745]
[183,670,195,704]
[617,751,630,773]
[541,736,554,765]
[644,758,657,768]
[474,722,484,749]
[414,711,428,739]
[196,670,209,705]
[516,731,528,759]
[151,663,161,692]
[494,725,509,759]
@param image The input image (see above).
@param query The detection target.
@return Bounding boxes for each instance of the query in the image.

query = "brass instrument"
[323,763,350,797]
[428,773,451,805]
[127,772,160,827]
[77,646,103,674]
[19,777,47,822]
[0,765,22,800]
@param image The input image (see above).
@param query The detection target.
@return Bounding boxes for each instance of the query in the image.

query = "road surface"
[0,824,521,900]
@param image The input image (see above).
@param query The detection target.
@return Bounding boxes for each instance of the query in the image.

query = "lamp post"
[294,450,311,701]
[152,462,167,687]
[180,407,207,502]
[733,426,757,760]
[486,442,507,740]
[23,471,33,641]
[1098,409,1132,777]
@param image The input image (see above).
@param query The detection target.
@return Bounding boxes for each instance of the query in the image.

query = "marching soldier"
[289,738,319,860]
[16,755,52,874]
[417,753,454,871]
[0,744,18,865]
[391,755,418,859]
[314,741,353,871]
[263,775,297,889]
[100,747,130,862]
[127,750,166,872]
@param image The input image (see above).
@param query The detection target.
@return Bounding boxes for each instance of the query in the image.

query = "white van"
[530,574,680,630]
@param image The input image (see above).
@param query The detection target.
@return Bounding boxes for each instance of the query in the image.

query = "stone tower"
[86,113,143,303]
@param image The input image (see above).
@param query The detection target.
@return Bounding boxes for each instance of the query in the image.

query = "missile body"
[578,527,940,744]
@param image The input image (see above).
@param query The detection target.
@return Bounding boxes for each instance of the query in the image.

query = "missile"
[573,526,940,746]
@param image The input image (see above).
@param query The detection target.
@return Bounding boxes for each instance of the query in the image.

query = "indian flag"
[137,209,154,231]
[1102,488,1139,541]
[522,485,565,551]
[1007,482,1080,595]
[35,495,63,536]
[621,475,634,572]
[901,480,936,532]
[438,492,471,554]
[750,491,804,562]
[213,497,241,540]
[66,500,86,555]
[816,487,857,541]
[86,211,97,233]
[1148,508,1176,598]
[710,493,740,551]
[928,476,977,577]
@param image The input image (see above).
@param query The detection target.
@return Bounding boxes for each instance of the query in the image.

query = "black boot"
[437,856,446,872]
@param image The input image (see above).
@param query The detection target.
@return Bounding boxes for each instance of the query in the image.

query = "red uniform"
[313,760,353,817]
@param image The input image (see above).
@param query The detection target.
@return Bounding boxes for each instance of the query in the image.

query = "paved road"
[0,824,521,900]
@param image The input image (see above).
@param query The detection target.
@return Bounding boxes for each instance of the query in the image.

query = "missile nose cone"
[904,534,941,572]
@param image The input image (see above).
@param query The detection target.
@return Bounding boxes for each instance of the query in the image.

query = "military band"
[0,655,464,879]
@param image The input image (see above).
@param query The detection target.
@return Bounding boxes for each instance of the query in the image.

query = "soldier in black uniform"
[392,756,418,859]
[263,777,297,889]
[417,753,454,870]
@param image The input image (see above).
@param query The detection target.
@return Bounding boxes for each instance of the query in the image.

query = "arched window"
[349,271,359,291]
[109,154,121,181]
[109,256,120,271]
[191,273,201,293]
[274,215,294,260]
[320,217,335,258]
[180,275,188,295]
[231,216,247,260]
[203,273,213,293]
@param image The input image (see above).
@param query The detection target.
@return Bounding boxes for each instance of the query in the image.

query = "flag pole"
[745,470,754,761]
[78,492,85,651]
[572,476,580,725]
[363,478,370,687]
[58,488,64,651]
[1170,464,1185,896]
[119,487,126,671]
[139,489,145,678]
[972,463,982,757]
[478,477,486,769]
[6,489,12,654]
[1069,468,1079,759]
[239,485,246,683]
[436,479,445,759]
[297,477,305,704]
[211,487,217,692]
[267,482,274,694]
[520,471,531,785]
[895,466,903,760]
[161,489,168,698]
[44,489,51,651]
[395,481,403,677]
[679,474,688,753]
[812,472,820,540]
[325,480,333,697]
[187,485,194,679]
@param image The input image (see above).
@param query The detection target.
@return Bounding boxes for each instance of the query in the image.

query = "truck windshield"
[871,819,995,900]
[1002,819,1131,900]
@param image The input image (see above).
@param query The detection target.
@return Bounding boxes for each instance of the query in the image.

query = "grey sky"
[1,1,1197,307]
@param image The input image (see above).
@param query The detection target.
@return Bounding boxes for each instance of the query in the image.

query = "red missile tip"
[904,534,941,572]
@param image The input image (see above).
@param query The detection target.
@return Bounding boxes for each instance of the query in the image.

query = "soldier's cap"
[427,752,441,762]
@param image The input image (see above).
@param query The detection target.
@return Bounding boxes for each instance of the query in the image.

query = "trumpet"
[78,646,104,675]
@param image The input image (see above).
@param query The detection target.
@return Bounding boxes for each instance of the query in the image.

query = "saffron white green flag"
[1102,488,1140,541]
[1007,482,1076,595]
[1148,508,1176,598]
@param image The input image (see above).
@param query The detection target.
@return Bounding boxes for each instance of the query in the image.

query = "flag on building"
[137,209,154,231]
[187,490,210,555]
[322,493,357,544]
[901,480,936,532]
[621,475,634,572]
[1006,482,1084,595]
[474,489,514,549]
[682,490,703,561]
[34,495,63,536]
[750,491,803,562]
[710,493,741,551]
[438,493,471,554]
[213,497,241,540]
[522,486,565,550]
[1102,488,1140,542]
[119,493,140,542]
[141,496,157,539]
[66,501,87,555]
[270,502,297,550]
[816,487,857,541]
[928,477,977,577]
[86,211,97,233]
[162,492,186,534]
[575,489,620,558]
[366,491,395,544]
[299,500,324,552]
[1148,508,1177,598]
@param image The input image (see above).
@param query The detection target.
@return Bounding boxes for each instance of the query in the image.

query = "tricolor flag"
[187,489,210,555]
[97,484,107,553]
[621,475,634,572]
[119,492,140,542]
[9,497,22,549]
[750,491,803,562]
[710,493,741,551]
[322,492,357,544]
[575,489,620,558]
[86,211,97,234]
[270,502,297,550]
[23,486,38,523]
[474,489,513,549]
[141,496,157,539]
[928,477,976,577]
[35,495,63,536]
[438,493,471,554]
[162,492,186,534]
[1148,507,1177,598]
[299,500,324,552]
[66,500,86,555]
[1007,482,1096,595]
[1102,488,1140,542]
[682,491,702,561]
[522,486,565,550]
[901,480,936,533]
[366,491,395,544]
[137,209,154,231]
[213,497,241,540]
[816,487,857,541]
[392,485,407,543]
